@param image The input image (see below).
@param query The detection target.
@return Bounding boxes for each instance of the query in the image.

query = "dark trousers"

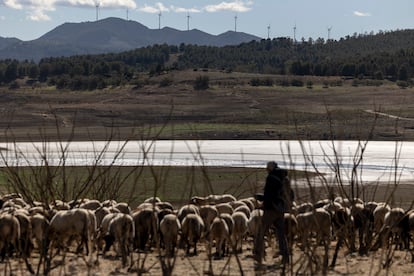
[253,208,288,264]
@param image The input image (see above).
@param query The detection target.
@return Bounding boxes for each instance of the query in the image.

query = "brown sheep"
[132,208,159,251]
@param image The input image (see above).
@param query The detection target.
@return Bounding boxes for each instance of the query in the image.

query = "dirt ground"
[3,72,414,141]
[2,233,414,275]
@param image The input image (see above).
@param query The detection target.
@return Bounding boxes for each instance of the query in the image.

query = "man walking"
[254,161,292,268]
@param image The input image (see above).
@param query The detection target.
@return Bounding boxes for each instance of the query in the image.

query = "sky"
[0,0,413,41]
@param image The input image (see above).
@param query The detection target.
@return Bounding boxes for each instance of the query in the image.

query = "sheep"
[296,208,332,269]
[79,199,102,210]
[296,208,332,248]
[180,213,204,255]
[106,214,135,267]
[191,194,236,206]
[144,197,162,204]
[113,202,131,214]
[209,216,230,258]
[156,201,174,211]
[50,200,70,211]
[0,213,20,261]
[219,213,234,254]
[239,197,256,212]
[247,209,263,238]
[231,211,248,253]
[293,202,314,215]
[159,214,181,257]
[94,207,111,230]
[233,205,251,219]
[132,208,159,251]
[371,202,391,240]
[350,202,375,254]
[101,199,117,208]
[157,208,174,223]
[229,200,247,210]
[198,205,218,238]
[215,203,233,215]
[177,204,199,222]
[48,208,91,256]
[30,214,49,253]
[376,207,407,250]
[98,213,123,252]
[13,210,33,258]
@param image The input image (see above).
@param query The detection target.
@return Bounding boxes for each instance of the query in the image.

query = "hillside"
[0,17,260,61]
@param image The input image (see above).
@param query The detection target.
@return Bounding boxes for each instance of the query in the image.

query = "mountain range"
[0,17,261,62]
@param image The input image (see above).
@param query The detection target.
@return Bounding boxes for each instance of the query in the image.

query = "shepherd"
[253,161,293,269]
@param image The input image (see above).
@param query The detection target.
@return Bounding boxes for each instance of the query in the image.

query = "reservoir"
[1,140,413,183]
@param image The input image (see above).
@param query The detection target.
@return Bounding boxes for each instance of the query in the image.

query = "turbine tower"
[187,12,191,31]
[95,1,100,21]
[327,26,332,41]
[126,9,129,20]
[293,24,297,43]
[267,24,270,39]
[234,15,238,32]
[158,11,162,29]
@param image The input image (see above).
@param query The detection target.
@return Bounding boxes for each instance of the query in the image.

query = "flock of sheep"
[0,192,412,274]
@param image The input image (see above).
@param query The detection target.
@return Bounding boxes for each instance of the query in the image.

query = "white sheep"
[373,202,391,234]
[159,214,181,257]
[177,204,199,222]
[191,194,236,206]
[30,213,49,253]
[107,213,135,267]
[48,208,91,256]
[199,205,218,238]
[215,203,233,215]
[233,205,251,219]
[0,213,20,261]
[79,199,102,210]
[231,211,248,253]
[247,209,263,238]
[113,202,131,214]
[378,207,407,249]
[180,213,204,255]
[209,216,230,258]
[296,208,332,248]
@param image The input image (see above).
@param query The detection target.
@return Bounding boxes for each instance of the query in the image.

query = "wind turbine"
[158,11,162,29]
[187,12,191,31]
[327,26,332,41]
[293,23,297,43]
[267,24,271,39]
[95,1,100,21]
[126,9,129,20]
[234,14,238,32]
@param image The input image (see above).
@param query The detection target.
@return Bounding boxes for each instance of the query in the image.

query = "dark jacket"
[263,167,290,211]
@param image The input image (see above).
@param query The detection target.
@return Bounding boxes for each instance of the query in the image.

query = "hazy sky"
[1,0,413,41]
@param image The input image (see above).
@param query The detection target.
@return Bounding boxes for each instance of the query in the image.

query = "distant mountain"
[0,17,261,61]
[0,37,21,51]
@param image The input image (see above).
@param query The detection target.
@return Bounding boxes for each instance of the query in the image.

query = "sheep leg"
[331,236,344,267]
